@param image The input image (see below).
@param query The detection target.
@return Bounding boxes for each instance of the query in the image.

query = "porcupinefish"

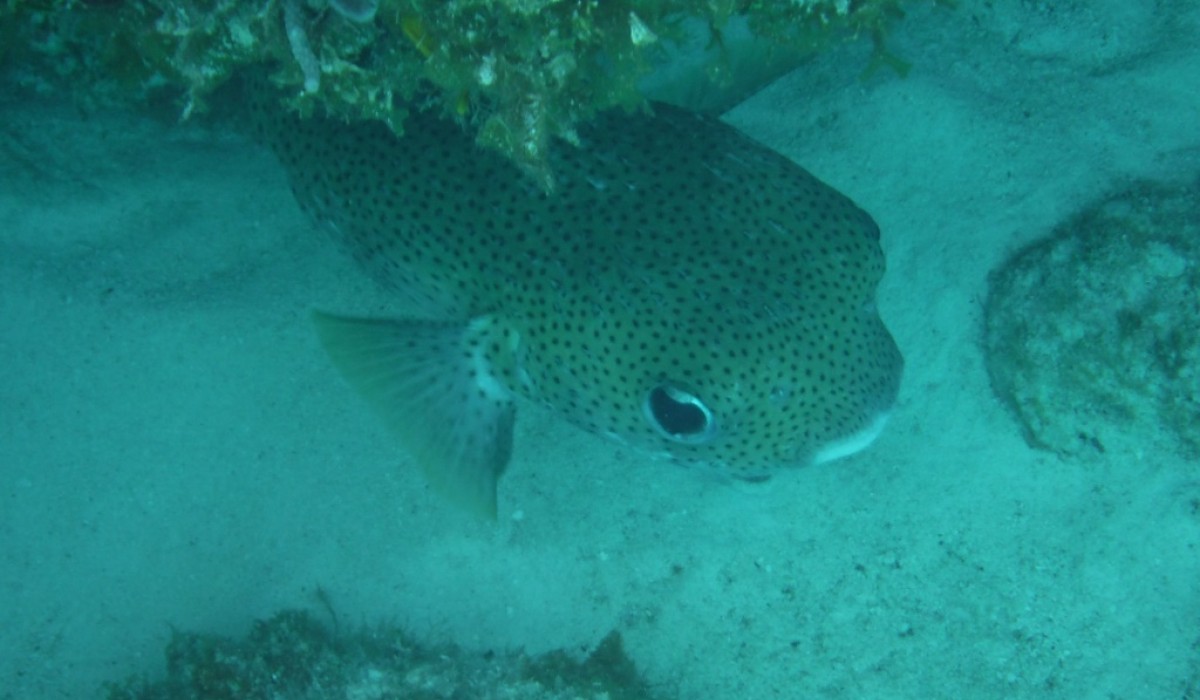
[262,99,903,516]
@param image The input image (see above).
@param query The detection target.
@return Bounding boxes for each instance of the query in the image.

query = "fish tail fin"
[311,311,515,518]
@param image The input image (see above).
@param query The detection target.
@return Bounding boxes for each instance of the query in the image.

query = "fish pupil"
[645,384,717,444]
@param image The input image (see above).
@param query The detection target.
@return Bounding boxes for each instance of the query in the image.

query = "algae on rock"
[103,609,671,700]
[984,178,1200,460]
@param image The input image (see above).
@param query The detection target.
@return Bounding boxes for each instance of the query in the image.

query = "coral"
[330,0,379,24]
[283,0,320,94]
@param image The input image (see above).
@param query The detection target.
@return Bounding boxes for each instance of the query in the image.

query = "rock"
[983,178,1200,459]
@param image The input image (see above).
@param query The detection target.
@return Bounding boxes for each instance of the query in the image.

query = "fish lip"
[812,411,892,465]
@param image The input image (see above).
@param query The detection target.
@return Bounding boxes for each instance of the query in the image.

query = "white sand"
[2,1,1198,697]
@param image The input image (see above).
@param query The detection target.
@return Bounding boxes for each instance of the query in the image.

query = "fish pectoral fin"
[311,311,516,519]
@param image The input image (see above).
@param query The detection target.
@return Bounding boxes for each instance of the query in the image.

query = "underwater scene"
[1,0,1198,697]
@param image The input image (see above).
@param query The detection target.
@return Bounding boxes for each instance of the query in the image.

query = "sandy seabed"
[2,1,1199,698]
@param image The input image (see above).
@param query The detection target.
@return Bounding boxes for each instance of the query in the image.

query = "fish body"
[265,100,903,515]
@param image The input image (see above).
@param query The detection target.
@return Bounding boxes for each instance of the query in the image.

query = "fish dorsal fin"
[311,311,517,518]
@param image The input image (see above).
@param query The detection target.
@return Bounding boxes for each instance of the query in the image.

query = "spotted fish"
[262,98,903,516]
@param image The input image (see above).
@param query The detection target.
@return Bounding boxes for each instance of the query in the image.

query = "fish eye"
[643,383,717,444]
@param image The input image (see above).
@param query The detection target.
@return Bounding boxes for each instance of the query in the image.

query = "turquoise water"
[2,2,1198,697]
